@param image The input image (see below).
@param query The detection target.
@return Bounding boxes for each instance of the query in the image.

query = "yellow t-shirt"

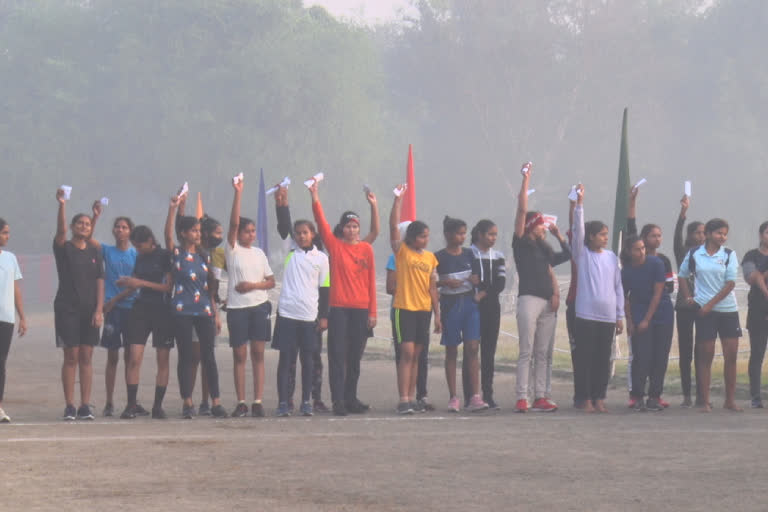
[393,244,438,312]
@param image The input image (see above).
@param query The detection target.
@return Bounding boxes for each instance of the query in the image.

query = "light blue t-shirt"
[386,254,396,309]
[102,244,137,308]
[678,245,739,313]
[0,251,22,324]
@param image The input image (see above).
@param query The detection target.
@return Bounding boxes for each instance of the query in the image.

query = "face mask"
[208,236,223,248]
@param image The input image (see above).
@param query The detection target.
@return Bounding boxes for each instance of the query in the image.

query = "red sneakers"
[515,399,529,413]
[658,397,670,408]
[531,398,558,412]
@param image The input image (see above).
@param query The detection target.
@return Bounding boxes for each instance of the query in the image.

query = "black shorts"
[55,308,100,348]
[227,302,272,347]
[695,311,742,342]
[126,301,174,349]
[393,309,431,346]
[271,315,317,352]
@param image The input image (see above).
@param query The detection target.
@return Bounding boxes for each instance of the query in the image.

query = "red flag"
[400,144,416,222]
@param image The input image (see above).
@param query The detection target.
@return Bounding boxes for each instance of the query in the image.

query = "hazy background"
[2,0,765,263]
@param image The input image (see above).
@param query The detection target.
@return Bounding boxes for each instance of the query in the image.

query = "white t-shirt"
[225,242,273,309]
[278,247,330,322]
[0,251,22,324]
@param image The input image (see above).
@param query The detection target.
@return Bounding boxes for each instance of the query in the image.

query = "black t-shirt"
[134,247,172,306]
[53,240,104,312]
[743,249,768,315]
[512,235,570,300]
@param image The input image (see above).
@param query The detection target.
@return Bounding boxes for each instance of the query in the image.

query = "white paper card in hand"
[304,173,324,188]
[684,181,692,197]
[520,161,532,175]
[543,214,558,227]
[393,185,407,197]
[526,188,535,196]
[363,184,371,194]
[100,197,109,206]
[568,186,579,202]
[60,185,72,200]
[266,176,291,195]
[232,172,244,185]
[633,178,647,189]
[177,182,189,199]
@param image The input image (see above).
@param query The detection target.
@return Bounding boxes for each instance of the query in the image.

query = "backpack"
[686,245,732,277]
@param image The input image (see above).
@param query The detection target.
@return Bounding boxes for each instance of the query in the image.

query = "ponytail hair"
[130,225,157,247]
[405,221,429,248]
[685,221,704,248]
[471,219,496,245]
[620,234,642,267]
[443,216,466,236]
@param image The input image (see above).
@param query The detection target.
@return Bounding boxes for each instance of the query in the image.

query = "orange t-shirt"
[313,201,377,316]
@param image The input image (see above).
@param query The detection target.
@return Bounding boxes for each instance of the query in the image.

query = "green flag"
[612,108,631,254]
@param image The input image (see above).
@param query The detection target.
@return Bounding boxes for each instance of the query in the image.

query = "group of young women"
[0,164,766,423]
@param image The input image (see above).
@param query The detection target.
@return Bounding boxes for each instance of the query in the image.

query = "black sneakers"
[251,402,265,418]
[62,404,77,421]
[232,402,249,417]
[77,405,95,420]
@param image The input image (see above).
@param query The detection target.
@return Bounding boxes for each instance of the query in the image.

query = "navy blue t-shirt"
[621,255,674,325]
[171,247,213,317]
[134,247,172,306]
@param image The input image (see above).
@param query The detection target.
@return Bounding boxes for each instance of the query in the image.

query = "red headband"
[525,213,545,234]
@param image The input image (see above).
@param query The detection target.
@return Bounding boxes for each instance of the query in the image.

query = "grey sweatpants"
[516,295,557,400]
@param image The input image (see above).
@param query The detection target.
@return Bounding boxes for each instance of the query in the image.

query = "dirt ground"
[2,311,768,512]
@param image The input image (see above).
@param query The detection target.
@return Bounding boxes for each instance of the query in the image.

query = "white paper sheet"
[60,185,72,200]
[684,180,692,197]
[232,172,244,185]
[99,197,109,206]
[266,176,291,195]
[177,182,189,199]
[633,178,647,189]
[304,173,324,188]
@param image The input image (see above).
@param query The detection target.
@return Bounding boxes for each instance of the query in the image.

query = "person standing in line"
[309,179,377,416]
[625,186,676,409]
[88,210,142,417]
[570,184,624,413]
[115,226,174,419]
[226,179,276,418]
[0,218,27,423]
[390,184,441,414]
[436,216,486,412]
[465,220,506,410]
[673,195,705,407]
[565,194,580,407]
[741,222,768,408]
[621,235,674,412]
[272,217,329,417]
[678,218,741,412]
[165,195,227,419]
[512,163,571,413]
[53,188,104,421]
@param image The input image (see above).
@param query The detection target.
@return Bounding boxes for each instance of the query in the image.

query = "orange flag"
[195,192,204,219]
[400,144,416,222]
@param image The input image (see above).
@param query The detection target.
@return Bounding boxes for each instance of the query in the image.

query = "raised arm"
[548,224,571,266]
[55,188,67,247]
[571,184,585,264]
[513,162,532,238]
[164,195,180,251]
[362,190,380,244]
[673,195,689,267]
[309,180,333,248]
[389,185,405,253]
[627,185,638,236]
[228,179,243,248]
[274,186,292,240]
[88,200,103,246]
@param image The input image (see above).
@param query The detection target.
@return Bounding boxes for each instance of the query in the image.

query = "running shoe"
[232,402,249,418]
[251,402,265,418]
[134,403,150,416]
[658,397,670,408]
[412,400,426,413]
[119,405,137,420]
[276,402,292,417]
[102,402,114,417]
[530,397,557,412]
[633,399,646,412]
[467,395,490,412]
[346,399,370,414]
[62,404,77,421]
[397,401,414,415]
[313,400,330,414]
[0,407,10,423]
[77,404,95,420]
[210,404,228,418]
[752,398,764,409]
[287,399,295,413]
[680,396,693,408]
[182,405,195,419]
[332,402,348,416]
[514,399,529,413]
[486,398,500,410]
[645,398,663,412]
[448,397,461,412]
[198,402,211,416]
[300,401,314,417]
[627,397,639,409]
[151,407,167,419]
[417,397,435,412]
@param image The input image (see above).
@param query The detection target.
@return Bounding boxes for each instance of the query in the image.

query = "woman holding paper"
[512,163,571,412]
[673,194,705,407]
[53,188,104,421]
[570,184,624,413]
[0,217,26,423]
[165,195,227,419]
[226,178,275,418]
[678,219,741,412]
[309,180,377,416]
[389,184,440,414]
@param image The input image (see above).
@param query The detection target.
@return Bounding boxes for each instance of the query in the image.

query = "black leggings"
[287,331,324,402]
[676,308,697,398]
[327,307,369,404]
[0,322,13,402]
[630,322,674,398]
[174,316,220,400]
[748,314,768,400]
[573,317,615,402]
[463,298,501,404]
[392,307,429,400]
[278,346,314,404]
